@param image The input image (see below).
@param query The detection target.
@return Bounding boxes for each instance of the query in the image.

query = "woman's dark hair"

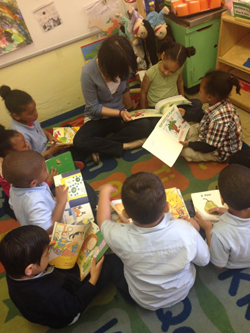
[160,37,196,67]
[121,172,166,225]
[0,125,18,157]
[98,35,137,82]
[0,85,33,115]
[0,225,50,278]
[203,70,241,100]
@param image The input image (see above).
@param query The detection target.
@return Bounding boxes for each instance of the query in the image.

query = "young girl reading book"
[0,85,68,158]
[140,38,203,122]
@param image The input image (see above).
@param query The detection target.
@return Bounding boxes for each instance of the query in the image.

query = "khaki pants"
[180,124,220,163]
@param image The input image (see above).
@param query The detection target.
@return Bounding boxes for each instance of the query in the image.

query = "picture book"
[49,220,108,280]
[45,151,75,174]
[110,199,132,223]
[130,95,192,121]
[54,169,94,224]
[191,190,227,222]
[51,127,80,145]
[142,104,190,167]
[165,187,190,219]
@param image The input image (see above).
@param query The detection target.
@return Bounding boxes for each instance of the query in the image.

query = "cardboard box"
[233,1,250,19]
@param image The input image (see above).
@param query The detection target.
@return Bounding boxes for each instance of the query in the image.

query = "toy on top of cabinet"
[128,6,158,67]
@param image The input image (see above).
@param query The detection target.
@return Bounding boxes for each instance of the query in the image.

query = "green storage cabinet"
[165,16,221,88]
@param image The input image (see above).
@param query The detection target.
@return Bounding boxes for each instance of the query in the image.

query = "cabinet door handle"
[196,25,212,32]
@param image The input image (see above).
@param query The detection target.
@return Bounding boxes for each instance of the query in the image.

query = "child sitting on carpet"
[195,164,250,269]
[97,172,210,310]
[0,85,68,158]
[0,225,123,328]
[2,150,68,234]
[0,125,58,218]
[140,38,203,123]
[180,70,242,163]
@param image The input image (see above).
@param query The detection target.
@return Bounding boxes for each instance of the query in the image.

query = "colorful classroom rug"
[1,112,250,333]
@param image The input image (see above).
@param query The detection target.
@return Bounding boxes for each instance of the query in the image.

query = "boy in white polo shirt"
[195,164,250,269]
[97,172,210,310]
[2,150,68,234]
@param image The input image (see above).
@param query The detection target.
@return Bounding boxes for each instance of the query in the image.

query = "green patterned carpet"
[1,112,250,333]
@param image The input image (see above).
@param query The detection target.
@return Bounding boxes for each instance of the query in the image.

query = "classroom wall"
[0,36,96,128]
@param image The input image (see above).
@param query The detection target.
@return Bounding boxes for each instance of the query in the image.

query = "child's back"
[196,164,250,269]
[97,172,210,310]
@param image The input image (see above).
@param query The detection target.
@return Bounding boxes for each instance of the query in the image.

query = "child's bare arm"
[177,73,185,96]
[43,129,56,142]
[89,256,104,286]
[97,184,117,228]
[140,75,150,109]
[51,185,68,225]
[194,212,213,246]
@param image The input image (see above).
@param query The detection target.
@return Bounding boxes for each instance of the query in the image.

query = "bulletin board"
[0,0,128,69]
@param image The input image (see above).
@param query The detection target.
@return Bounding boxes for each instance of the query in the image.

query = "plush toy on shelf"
[128,6,158,68]
[146,6,175,53]
[115,12,147,70]
[146,6,170,40]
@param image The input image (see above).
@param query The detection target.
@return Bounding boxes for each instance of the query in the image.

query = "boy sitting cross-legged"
[195,164,250,269]
[2,150,68,234]
[0,225,123,328]
[97,172,210,310]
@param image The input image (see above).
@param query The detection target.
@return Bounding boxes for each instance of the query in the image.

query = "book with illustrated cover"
[191,189,227,222]
[47,127,80,146]
[54,169,94,224]
[129,95,192,120]
[45,151,75,174]
[165,187,190,220]
[49,220,108,280]
[143,104,190,167]
[110,189,189,223]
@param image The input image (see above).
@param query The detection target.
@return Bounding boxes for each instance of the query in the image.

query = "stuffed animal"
[115,12,147,70]
[128,6,158,67]
[146,6,170,40]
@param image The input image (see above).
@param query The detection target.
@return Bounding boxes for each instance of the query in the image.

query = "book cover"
[54,169,89,208]
[191,189,226,222]
[49,221,108,280]
[52,127,80,145]
[45,151,75,174]
[54,169,94,224]
[130,95,192,121]
[165,187,190,219]
[143,104,190,167]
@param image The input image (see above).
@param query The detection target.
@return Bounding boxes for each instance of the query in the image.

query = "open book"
[49,220,108,280]
[165,187,190,219]
[110,188,189,223]
[47,127,80,146]
[130,95,191,120]
[54,169,94,224]
[191,189,227,222]
[143,104,190,167]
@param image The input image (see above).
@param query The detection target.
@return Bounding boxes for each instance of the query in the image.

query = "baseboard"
[41,105,85,128]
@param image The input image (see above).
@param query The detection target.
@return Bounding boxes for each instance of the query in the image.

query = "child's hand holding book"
[89,256,105,286]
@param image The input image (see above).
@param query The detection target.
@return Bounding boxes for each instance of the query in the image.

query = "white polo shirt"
[101,213,210,310]
[210,211,250,268]
[9,182,56,230]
